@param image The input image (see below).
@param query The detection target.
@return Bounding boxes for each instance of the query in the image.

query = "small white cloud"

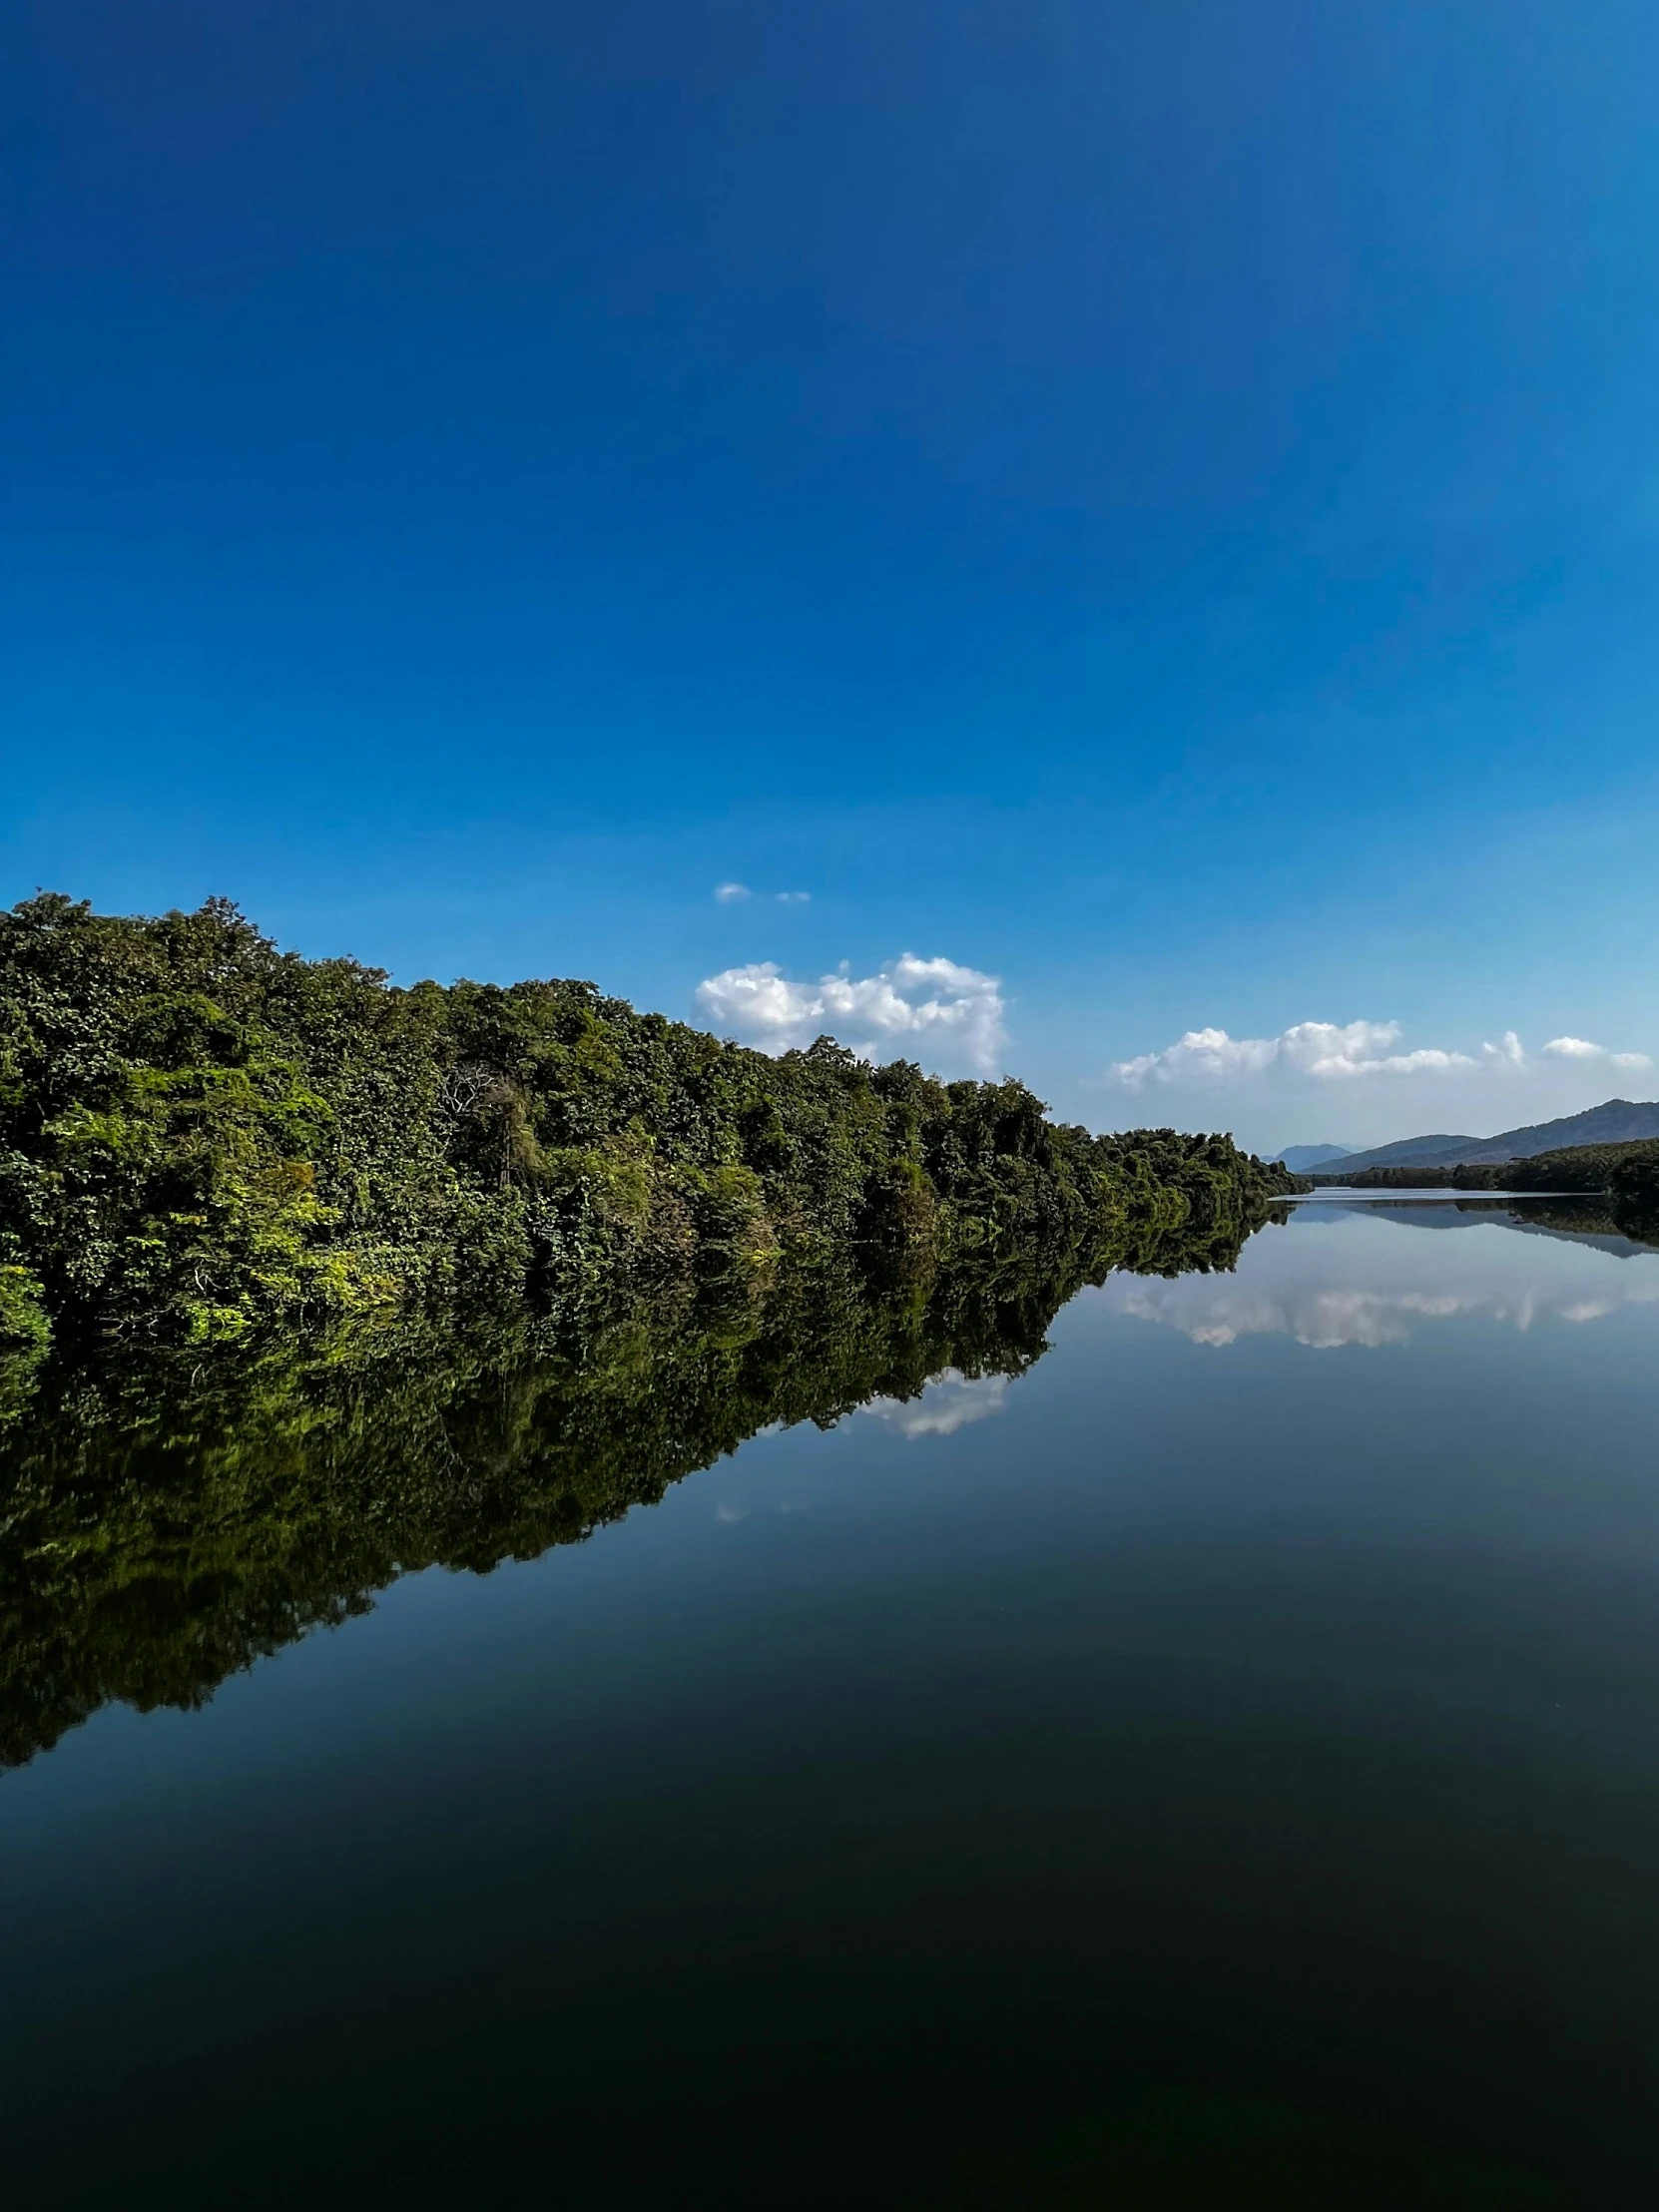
[1107,1019,1484,1088]
[697,953,1006,1072]
[714,1502,749,1522]
[1543,1036,1652,1071]
[776,890,811,904]
[714,881,752,903]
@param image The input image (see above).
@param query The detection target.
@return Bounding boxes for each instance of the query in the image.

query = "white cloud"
[1108,1018,1488,1088]
[697,953,1006,1072]
[1107,1019,1659,1101]
[1108,1027,1281,1087]
[1106,1021,1550,1089]
[716,882,812,906]
[1543,1036,1652,1071]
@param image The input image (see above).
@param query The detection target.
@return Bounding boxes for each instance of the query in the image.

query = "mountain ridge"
[1270,1144,1351,1173]
[1318,1098,1659,1175]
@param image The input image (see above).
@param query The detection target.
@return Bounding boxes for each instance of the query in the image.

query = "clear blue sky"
[5,0,1659,1151]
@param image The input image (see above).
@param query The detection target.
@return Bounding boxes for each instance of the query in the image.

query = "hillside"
[1323,1098,1659,1175]
[1316,1133,1482,1174]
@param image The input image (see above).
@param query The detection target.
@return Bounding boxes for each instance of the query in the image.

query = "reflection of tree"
[0,1211,1276,1772]
[1502,1197,1659,1249]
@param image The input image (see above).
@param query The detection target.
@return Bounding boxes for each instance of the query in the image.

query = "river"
[5,1196,1659,2204]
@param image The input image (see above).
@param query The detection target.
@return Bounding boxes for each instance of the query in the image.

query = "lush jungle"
[0,892,1299,1360]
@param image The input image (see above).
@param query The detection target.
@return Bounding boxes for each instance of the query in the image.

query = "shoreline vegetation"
[1309,1142,1659,1216]
[2,893,1653,1771]
[0,893,1300,1374]
[0,891,1308,1765]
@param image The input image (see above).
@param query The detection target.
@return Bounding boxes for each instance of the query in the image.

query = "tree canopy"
[0,893,1298,1358]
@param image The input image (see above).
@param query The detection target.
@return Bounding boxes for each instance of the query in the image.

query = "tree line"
[0,893,1300,1360]
[1318,1141,1659,1217]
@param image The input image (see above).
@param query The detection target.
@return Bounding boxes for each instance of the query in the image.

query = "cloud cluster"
[1107,1019,1649,1087]
[1542,1037,1652,1071]
[697,953,1006,1071]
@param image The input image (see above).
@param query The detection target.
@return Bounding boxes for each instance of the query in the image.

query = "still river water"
[6,1197,1659,2205]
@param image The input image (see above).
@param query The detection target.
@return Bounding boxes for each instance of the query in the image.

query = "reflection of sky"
[1108,1208,1659,1350]
[857,1371,1010,1438]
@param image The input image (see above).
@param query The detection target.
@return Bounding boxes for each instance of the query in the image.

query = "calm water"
[7,1199,1659,2205]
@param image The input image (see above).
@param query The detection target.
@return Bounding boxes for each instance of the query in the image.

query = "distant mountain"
[1270,1144,1352,1173]
[1321,1098,1659,1176]
[1318,1132,1483,1174]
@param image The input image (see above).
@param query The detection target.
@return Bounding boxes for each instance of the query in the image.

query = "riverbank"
[0,893,1300,1358]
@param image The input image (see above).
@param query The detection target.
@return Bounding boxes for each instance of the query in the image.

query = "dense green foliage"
[0,893,1297,1359]
[1507,1138,1659,1204]
[0,1209,1287,1771]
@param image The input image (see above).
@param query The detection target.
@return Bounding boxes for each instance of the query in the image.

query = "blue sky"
[5,0,1659,1153]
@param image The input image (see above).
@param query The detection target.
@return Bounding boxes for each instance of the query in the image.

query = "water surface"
[6,1201,1659,2205]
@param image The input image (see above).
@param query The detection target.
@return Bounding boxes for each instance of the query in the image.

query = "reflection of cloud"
[714,1503,749,1522]
[1109,1276,1659,1351]
[858,1370,1009,1438]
